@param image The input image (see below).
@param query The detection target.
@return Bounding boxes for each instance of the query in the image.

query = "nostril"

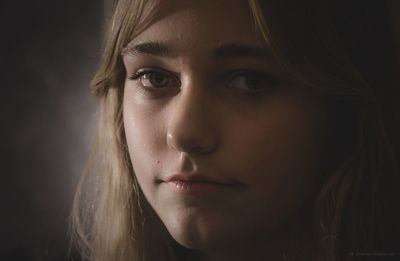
[165,90,219,155]
[166,131,218,155]
[189,145,216,155]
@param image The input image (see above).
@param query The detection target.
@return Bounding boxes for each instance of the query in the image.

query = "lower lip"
[166,180,236,194]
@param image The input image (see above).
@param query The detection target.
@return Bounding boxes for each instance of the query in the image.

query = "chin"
[170,231,204,250]
[162,212,223,251]
[166,221,207,250]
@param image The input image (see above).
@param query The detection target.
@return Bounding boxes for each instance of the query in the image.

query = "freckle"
[157,160,160,164]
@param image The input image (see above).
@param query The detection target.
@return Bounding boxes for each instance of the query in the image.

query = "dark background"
[1,1,104,260]
[0,1,399,261]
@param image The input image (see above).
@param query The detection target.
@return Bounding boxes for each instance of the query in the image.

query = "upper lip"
[164,173,241,186]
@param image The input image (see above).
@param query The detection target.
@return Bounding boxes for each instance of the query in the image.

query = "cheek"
[123,98,166,185]
[231,108,323,166]
[225,101,327,211]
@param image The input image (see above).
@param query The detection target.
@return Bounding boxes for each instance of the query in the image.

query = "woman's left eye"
[228,72,277,93]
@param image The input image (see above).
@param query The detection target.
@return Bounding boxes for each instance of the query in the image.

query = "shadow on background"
[1,1,103,260]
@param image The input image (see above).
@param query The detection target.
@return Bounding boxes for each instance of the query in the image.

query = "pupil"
[151,73,167,86]
[245,77,263,89]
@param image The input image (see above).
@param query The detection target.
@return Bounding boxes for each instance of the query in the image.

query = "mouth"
[162,173,242,194]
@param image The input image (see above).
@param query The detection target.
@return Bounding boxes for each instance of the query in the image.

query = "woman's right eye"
[129,69,180,89]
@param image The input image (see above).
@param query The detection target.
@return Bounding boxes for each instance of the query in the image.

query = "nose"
[166,83,219,155]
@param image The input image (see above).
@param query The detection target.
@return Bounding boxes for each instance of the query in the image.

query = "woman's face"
[123,0,330,256]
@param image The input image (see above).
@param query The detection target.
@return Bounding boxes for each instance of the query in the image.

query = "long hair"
[71,0,400,260]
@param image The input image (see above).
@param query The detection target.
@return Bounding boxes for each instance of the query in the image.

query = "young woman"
[72,0,400,260]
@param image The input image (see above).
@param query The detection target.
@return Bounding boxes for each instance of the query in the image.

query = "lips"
[165,173,239,185]
[163,173,242,194]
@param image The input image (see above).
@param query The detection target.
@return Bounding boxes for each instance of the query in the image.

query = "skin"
[122,0,331,260]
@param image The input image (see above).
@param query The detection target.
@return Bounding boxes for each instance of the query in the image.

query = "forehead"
[128,0,265,53]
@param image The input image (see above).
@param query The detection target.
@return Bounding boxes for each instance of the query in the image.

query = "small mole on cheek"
[157,160,160,164]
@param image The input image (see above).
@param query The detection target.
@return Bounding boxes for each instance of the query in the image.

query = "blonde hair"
[71,0,400,260]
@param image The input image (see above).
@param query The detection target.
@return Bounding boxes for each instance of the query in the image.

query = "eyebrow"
[122,41,271,59]
[211,43,271,59]
[122,42,173,57]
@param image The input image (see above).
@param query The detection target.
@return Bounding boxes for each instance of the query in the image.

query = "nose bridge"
[166,80,218,154]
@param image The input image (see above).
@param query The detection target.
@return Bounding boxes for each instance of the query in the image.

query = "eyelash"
[128,68,277,94]
[129,68,180,89]
[228,70,277,93]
